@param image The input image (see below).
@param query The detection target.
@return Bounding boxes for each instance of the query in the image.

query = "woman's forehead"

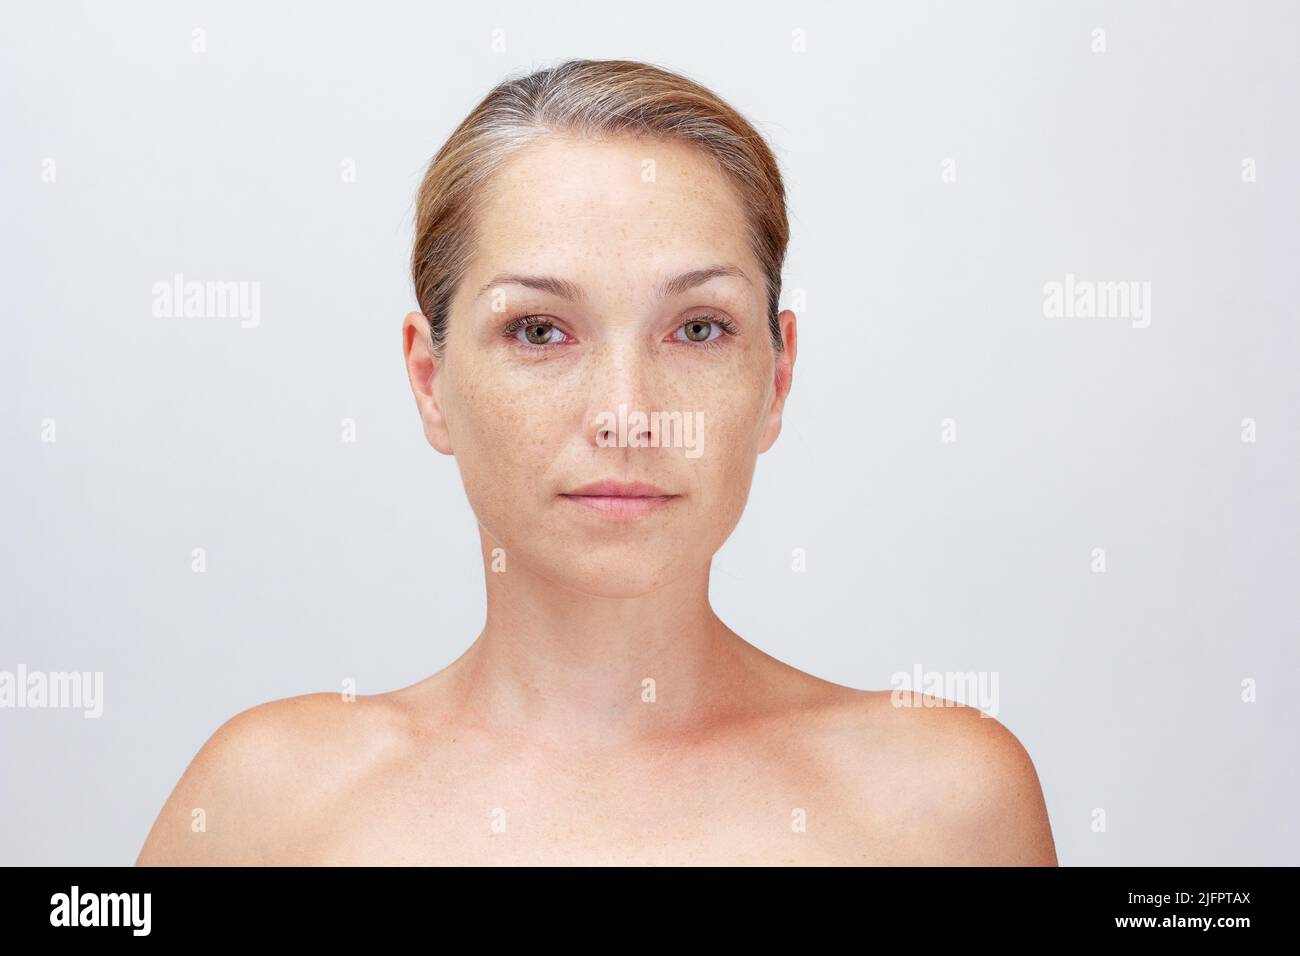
[463,135,760,311]
[480,134,745,228]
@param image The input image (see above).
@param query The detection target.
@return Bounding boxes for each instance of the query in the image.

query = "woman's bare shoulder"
[812,688,1059,865]
[135,691,407,866]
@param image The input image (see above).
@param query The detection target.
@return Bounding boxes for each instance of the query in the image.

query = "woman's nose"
[583,343,665,449]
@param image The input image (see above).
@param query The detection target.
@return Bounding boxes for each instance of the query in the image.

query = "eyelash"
[500,314,740,353]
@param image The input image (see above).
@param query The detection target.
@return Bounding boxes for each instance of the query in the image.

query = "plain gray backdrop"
[2,0,1297,865]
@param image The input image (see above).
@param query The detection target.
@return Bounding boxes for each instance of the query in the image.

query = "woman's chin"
[532,552,689,598]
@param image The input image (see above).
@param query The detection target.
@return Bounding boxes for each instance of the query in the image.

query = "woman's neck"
[433,532,767,755]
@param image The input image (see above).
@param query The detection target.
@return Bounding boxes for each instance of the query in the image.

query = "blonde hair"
[411,58,789,355]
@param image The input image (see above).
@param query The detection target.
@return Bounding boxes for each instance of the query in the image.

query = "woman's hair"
[411,58,789,356]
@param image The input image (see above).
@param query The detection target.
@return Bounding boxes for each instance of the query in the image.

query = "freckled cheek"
[688,359,768,433]
[684,385,767,506]
[443,372,572,509]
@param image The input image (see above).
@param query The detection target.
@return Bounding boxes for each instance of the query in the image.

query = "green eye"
[682,319,714,342]
[674,314,738,347]
[502,314,571,349]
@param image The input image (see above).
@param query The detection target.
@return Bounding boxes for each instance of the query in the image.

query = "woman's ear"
[757,309,797,454]
[402,311,454,455]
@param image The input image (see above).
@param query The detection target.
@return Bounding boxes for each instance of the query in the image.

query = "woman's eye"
[676,318,722,343]
[512,320,567,346]
[505,315,733,349]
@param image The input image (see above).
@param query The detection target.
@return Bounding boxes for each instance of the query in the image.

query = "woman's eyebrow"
[475,264,752,304]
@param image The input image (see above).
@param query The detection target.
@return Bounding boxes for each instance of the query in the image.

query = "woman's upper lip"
[564,480,675,497]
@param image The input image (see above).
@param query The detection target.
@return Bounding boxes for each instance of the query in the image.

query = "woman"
[137,58,1057,866]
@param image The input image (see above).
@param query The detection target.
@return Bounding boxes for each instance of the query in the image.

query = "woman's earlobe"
[424,417,454,456]
[420,376,456,457]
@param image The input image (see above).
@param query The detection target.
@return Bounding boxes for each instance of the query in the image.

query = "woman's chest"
[288,754,912,866]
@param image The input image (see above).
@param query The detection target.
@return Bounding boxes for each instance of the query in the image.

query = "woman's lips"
[559,480,679,518]
[559,493,678,518]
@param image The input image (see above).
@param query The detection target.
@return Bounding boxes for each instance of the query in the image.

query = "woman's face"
[405,133,796,597]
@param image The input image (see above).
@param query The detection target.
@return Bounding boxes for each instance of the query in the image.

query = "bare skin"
[137,133,1057,866]
[135,674,1056,866]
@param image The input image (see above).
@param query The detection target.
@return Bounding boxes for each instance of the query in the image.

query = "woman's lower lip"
[559,494,678,517]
